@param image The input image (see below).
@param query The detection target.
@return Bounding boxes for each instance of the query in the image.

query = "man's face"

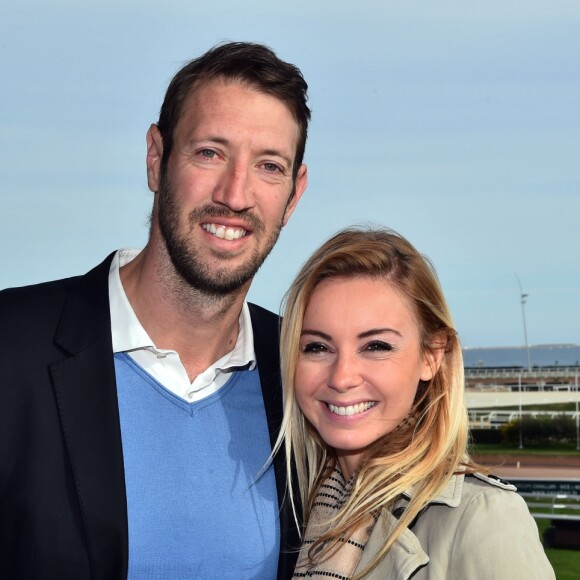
[147,79,307,296]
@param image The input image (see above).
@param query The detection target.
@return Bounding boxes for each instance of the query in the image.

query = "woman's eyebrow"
[358,328,402,339]
[300,329,331,340]
[300,328,402,340]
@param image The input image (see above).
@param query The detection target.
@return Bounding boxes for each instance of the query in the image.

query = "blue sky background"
[1,1,578,347]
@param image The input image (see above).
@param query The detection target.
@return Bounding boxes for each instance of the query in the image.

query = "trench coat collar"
[401,472,465,508]
[353,474,466,579]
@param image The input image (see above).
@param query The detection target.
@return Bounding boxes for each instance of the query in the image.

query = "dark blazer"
[0,254,299,580]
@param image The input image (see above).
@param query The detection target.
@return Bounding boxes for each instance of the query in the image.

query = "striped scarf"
[293,467,376,580]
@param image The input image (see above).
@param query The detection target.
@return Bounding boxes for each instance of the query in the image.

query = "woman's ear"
[420,336,446,381]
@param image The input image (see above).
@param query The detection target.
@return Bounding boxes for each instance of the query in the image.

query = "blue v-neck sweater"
[114,353,279,579]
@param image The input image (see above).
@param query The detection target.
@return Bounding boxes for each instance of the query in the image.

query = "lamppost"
[516,276,532,372]
[518,372,524,449]
[576,369,580,451]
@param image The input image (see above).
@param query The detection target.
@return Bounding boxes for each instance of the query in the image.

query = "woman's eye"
[365,341,393,353]
[302,342,328,354]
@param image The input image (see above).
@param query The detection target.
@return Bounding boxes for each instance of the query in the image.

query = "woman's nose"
[327,355,363,392]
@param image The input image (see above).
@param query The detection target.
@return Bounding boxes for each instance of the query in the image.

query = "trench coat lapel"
[354,511,429,579]
[50,254,128,580]
[354,477,464,579]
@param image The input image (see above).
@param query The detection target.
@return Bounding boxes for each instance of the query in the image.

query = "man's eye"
[302,342,328,354]
[365,341,393,352]
[263,162,282,173]
[199,149,217,159]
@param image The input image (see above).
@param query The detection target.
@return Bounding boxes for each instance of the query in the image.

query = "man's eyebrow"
[187,136,229,147]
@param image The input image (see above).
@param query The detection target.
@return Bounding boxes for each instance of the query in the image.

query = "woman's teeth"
[327,402,376,416]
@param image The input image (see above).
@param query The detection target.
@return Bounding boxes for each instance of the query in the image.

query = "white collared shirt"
[108,249,256,403]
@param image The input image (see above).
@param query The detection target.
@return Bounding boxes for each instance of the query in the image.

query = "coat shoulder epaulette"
[470,472,517,492]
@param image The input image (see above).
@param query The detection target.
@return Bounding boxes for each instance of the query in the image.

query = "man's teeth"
[327,402,376,416]
[202,224,247,240]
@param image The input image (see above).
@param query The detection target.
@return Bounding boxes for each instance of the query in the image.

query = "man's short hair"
[157,41,311,179]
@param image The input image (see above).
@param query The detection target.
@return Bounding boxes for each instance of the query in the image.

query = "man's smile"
[202,223,248,240]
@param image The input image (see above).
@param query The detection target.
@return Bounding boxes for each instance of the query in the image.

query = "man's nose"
[212,162,255,212]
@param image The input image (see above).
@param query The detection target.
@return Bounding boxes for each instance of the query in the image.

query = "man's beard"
[157,171,285,297]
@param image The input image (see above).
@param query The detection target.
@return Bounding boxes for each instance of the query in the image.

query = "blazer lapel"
[50,255,128,580]
[249,303,301,580]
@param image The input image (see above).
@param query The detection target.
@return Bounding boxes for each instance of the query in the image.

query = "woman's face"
[295,276,437,478]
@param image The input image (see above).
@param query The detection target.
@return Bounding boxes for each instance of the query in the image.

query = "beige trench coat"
[354,473,555,579]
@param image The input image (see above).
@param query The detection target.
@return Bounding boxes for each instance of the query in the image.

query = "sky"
[1,0,578,348]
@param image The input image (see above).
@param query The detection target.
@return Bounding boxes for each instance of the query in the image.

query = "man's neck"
[119,246,250,382]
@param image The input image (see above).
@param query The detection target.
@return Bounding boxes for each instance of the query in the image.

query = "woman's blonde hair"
[276,227,478,578]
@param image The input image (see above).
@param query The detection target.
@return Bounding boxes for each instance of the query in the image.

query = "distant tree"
[500,420,520,446]
[500,414,575,446]
[551,414,575,443]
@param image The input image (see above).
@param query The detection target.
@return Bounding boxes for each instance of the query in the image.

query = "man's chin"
[173,260,258,296]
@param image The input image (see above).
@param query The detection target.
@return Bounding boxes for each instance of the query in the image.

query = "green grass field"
[536,520,580,579]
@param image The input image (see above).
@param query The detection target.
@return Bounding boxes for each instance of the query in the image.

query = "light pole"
[576,370,580,451]
[516,276,532,372]
[518,372,523,449]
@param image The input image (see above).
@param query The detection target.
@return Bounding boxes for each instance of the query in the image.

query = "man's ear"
[282,164,308,226]
[420,338,446,382]
[146,124,164,193]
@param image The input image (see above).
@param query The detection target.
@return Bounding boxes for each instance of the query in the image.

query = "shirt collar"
[109,249,152,353]
[108,248,256,372]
